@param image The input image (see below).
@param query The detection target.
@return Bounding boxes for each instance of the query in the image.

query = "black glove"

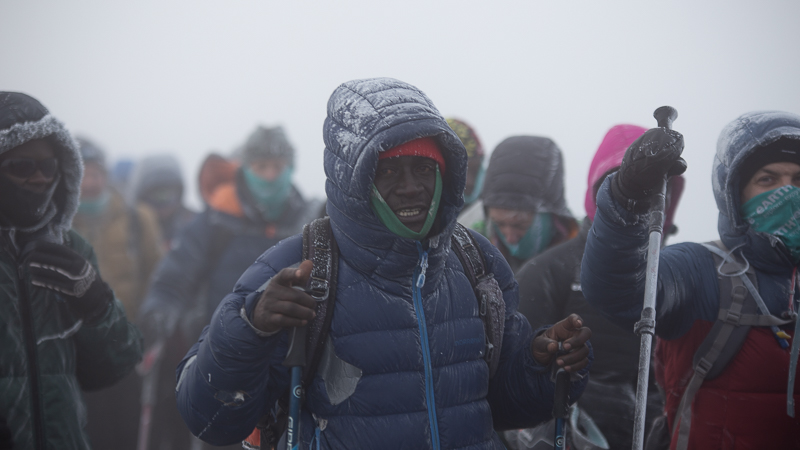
[26,241,112,323]
[0,414,13,449]
[611,126,687,212]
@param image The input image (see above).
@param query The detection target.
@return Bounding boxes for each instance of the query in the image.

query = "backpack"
[243,218,506,450]
[666,240,796,450]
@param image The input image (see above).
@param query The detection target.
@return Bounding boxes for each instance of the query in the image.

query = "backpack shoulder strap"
[246,217,338,450]
[302,217,338,386]
[671,240,761,449]
[451,223,505,378]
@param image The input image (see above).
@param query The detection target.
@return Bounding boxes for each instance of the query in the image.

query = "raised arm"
[582,176,719,340]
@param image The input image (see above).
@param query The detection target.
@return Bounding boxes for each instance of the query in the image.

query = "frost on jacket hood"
[323,77,468,275]
[0,92,83,242]
[713,110,800,267]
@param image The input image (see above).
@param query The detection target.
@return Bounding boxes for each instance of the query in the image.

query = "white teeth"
[397,209,422,217]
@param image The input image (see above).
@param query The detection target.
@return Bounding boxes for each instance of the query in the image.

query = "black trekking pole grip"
[553,368,570,450]
[632,106,678,450]
[654,106,677,130]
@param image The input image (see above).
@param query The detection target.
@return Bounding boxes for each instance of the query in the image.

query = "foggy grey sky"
[2,0,799,244]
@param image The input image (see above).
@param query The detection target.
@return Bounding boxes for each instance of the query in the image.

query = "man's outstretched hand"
[252,260,315,334]
[531,314,591,373]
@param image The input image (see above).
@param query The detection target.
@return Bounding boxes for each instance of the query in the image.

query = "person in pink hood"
[512,125,684,449]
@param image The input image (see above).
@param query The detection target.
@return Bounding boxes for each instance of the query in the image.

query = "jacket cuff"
[242,285,282,338]
[523,325,552,373]
[240,306,279,338]
[598,175,649,227]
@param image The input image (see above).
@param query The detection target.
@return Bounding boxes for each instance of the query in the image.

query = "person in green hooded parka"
[0,92,142,449]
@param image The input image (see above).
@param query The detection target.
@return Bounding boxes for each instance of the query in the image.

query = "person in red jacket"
[581,111,800,449]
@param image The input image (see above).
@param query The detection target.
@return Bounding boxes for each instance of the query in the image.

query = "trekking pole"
[136,340,165,450]
[631,106,678,450]
[553,366,571,450]
[282,314,307,450]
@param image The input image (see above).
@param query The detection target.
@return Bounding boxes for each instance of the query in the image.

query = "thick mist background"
[2,1,799,244]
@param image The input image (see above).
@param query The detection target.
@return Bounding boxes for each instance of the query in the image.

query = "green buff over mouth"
[493,212,553,260]
[370,167,442,240]
[742,184,800,263]
[243,166,293,221]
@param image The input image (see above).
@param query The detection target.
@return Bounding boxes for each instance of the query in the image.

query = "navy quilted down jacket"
[176,78,590,449]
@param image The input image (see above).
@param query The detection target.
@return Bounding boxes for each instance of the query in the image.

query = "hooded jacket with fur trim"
[0,92,142,449]
[581,111,800,448]
[175,78,590,449]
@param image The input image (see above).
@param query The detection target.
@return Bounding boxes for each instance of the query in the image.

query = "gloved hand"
[611,126,686,212]
[26,241,112,323]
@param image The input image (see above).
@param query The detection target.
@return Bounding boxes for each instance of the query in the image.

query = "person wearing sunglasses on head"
[0,92,143,450]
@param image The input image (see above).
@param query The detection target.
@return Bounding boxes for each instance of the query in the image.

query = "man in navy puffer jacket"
[176,78,592,449]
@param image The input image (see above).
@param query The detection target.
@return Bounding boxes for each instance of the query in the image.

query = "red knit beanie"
[379,137,446,175]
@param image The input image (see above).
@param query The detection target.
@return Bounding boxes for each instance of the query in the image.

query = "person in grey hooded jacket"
[459,136,578,273]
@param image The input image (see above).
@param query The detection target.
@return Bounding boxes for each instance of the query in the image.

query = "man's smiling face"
[373,156,437,232]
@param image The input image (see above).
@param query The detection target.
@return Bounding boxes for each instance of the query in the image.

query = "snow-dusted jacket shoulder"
[176,78,589,450]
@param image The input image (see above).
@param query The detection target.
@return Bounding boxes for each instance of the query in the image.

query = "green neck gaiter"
[494,212,553,260]
[742,184,800,263]
[78,189,111,216]
[370,167,443,240]
[243,166,293,221]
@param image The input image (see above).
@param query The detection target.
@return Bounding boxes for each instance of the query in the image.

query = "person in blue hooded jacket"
[175,78,592,449]
[139,125,323,450]
[581,111,800,449]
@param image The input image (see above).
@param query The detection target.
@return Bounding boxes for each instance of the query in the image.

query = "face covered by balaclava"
[0,154,60,229]
[0,92,83,245]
